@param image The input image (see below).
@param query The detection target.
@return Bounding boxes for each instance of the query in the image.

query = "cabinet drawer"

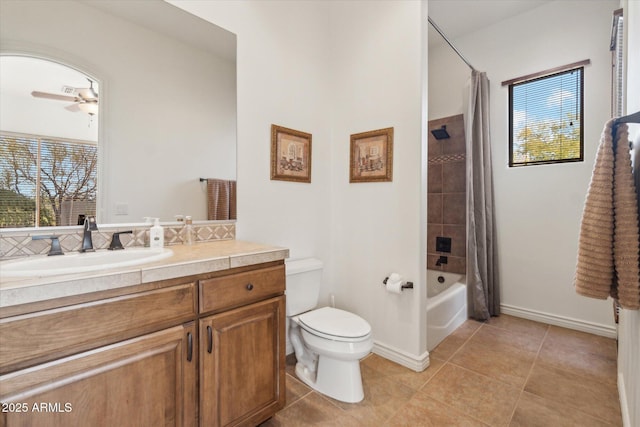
[200,265,285,313]
[0,282,196,374]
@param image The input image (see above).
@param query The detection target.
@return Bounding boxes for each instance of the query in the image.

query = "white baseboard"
[501,304,617,339]
[372,341,430,372]
[618,372,631,427]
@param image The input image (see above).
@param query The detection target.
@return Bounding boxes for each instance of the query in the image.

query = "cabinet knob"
[246,283,254,291]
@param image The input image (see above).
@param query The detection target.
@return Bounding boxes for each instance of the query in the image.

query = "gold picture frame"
[270,124,312,183]
[350,127,393,183]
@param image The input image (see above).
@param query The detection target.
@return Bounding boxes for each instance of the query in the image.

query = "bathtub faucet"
[436,255,448,266]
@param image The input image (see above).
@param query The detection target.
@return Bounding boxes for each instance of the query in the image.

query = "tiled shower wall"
[427,114,466,274]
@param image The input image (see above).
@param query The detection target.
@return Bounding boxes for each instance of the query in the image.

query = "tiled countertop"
[0,240,289,309]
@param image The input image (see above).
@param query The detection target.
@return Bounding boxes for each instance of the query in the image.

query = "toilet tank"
[285,258,323,316]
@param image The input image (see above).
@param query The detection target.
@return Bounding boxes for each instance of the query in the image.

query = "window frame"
[505,62,587,168]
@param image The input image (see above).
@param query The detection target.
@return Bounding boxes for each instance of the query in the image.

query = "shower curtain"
[466,70,500,320]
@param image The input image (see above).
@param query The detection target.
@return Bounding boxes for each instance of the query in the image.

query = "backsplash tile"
[0,222,236,260]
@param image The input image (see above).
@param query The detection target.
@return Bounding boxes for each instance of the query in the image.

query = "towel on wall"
[575,119,640,310]
[206,179,237,221]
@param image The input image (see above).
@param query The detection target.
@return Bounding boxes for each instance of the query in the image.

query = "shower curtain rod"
[428,17,477,72]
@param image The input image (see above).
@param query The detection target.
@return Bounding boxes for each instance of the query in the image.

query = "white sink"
[0,247,173,278]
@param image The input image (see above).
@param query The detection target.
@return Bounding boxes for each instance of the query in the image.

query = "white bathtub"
[427,270,467,351]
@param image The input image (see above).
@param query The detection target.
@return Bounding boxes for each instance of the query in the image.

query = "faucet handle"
[32,235,64,256]
[84,215,98,231]
[109,230,133,250]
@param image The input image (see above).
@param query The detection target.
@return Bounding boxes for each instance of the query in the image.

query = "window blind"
[0,132,97,227]
[508,67,584,167]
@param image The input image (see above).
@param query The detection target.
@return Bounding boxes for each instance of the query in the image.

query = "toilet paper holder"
[382,276,414,290]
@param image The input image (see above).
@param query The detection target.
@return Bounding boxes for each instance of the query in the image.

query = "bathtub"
[427,270,467,351]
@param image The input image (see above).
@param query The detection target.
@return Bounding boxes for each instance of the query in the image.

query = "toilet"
[285,258,373,403]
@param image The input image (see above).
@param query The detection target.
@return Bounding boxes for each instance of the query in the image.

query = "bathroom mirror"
[0,0,237,227]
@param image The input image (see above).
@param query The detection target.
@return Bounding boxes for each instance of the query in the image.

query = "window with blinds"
[0,132,97,228]
[508,66,584,167]
[611,9,624,117]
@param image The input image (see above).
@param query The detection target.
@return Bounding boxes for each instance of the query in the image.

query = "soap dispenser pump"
[149,218,164,248]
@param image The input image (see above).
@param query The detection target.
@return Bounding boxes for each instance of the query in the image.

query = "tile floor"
[260,315,622,426]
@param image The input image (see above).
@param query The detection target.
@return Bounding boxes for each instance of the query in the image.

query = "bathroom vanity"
[0,240,288,427]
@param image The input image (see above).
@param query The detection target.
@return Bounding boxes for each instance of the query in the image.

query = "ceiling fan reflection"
[31,78,98,116]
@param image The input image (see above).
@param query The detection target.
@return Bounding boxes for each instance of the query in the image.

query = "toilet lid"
[298,307,371,340]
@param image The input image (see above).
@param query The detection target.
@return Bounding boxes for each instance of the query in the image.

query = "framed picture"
[271,124,312,183]
[350,127,393,183]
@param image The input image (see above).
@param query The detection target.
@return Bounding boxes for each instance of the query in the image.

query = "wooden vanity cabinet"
[0,261,286,427]
[0,282,197,374]
[0,323,197,427]
[200,297,285,427]
[199,264,286,427]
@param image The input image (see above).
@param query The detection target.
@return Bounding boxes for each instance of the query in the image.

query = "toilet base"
[295,355,365,403]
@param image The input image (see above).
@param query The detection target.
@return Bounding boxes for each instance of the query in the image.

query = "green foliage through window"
[508,67,584,167]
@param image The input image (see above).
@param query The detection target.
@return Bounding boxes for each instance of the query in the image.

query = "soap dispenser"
[149,218,164,248]
[183,216,195,246]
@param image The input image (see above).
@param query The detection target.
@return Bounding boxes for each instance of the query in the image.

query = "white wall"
[171,0,429,364]
[169,0,333,262]
[427,41,469,120]
[0,0,236,224]
[328,1,427,363]
[428,0,619,334]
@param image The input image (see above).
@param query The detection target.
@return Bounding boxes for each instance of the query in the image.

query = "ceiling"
[428,0,554,47]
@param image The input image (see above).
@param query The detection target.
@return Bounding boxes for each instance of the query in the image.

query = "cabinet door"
[0,323,197,427]
[200,296,285,427]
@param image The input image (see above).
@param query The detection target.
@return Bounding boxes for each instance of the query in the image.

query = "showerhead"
[431,125,450,140]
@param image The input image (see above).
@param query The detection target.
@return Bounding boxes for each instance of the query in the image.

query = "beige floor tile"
[428,333,468,361]
[475,321,545,353]
[524,363,622,425]
[284,374,313,408]
[277,318,621,426]
[454,319,485,337]
[449,328,536,389]
[328,371,416,425]
[387,392,487,427]
[485,315,549,340]
[362,353,408,378]
[510,391,615,427]
[362,353,445,391]
[428,319,482,361]
[421,363,521,426]
[536,326,617,385]
[544,326,617,360]
[262,392,361,427]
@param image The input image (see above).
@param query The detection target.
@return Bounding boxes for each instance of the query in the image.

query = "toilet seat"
[298,307,371,342]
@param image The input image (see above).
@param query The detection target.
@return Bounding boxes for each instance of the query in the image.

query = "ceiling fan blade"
[31,91,79,102]
[65,103,82,113]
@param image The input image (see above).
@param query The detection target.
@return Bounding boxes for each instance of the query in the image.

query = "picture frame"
[349,127,394,183]
[270,124,312,183]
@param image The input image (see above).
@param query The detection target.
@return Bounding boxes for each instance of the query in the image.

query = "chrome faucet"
[81,216,98,252]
